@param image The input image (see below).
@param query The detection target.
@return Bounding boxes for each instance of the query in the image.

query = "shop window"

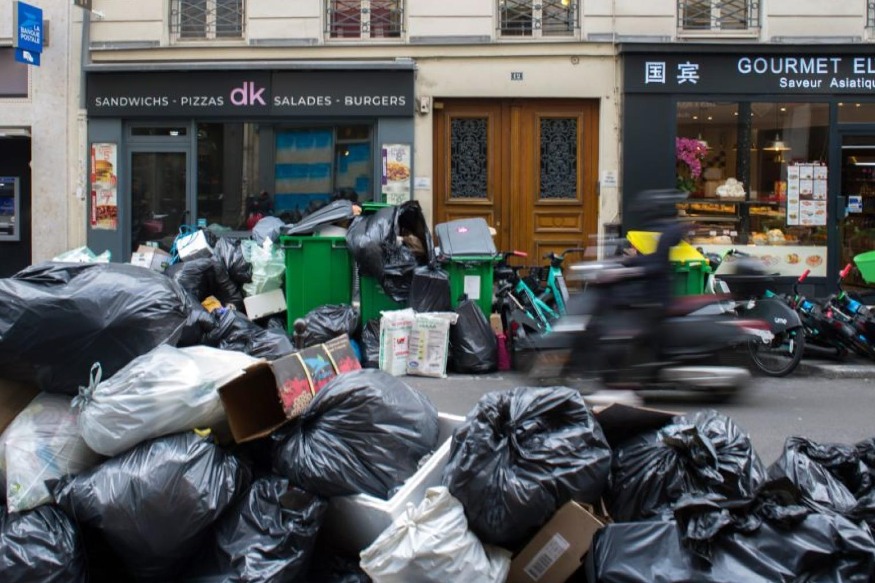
[675,101,828,277]
[678,0,758,32]
[838,102,875,124]
[274,126,372,216]
[170,0,245,40]
[498,0,578,38]
[326,0,403,39]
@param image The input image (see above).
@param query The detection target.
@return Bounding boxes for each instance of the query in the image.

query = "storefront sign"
[90,143,118,231]
[701,244,828,278]
[13,1,43,54]
[87,69,415,117]
[381,144,412,205]
[625,52,875,95]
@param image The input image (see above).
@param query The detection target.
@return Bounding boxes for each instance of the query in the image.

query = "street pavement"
[404,357,875,468]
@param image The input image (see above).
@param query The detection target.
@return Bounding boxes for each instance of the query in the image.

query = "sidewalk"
[796,355,875,379]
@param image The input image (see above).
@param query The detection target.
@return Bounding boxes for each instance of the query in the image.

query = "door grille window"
[327,0,403,39]
[450,118,488,198]
[499,0,578,38]
[171,0,244,40]
[540,118,577,199]
[679,0,758,31]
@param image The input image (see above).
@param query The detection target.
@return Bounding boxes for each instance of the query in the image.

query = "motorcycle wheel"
[747,326,805,377]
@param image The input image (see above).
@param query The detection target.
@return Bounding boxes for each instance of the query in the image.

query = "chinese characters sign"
[90,143,118,230]
[627,53,875,94]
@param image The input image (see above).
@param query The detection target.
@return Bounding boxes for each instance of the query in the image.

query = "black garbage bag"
[52,432,251,583]
[166,257,244,311]
[282,200,357,235]
[359,318,381,368]
[442,386,612,550]
[213,236,252,285]
[381,243,419,303]
[176,301,218,347]
[768,436,871,518]
[588,483,875,582]
[272,369,440,499]
[305,548,373,583]
[204,308,296,360]
[186,477,327,583]
[301,304,359,347]
[0,262,192,394]
[0,504,86,583]
[346,206,396,279]
[606,409,767,523]
[408,264,452,312]
[449,299,498,373]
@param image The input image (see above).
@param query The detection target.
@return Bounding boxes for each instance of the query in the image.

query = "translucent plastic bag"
[242,239,285,296]
[52,246,111,263]
[76,345,259,457]
[360,487,511,583]
[4,393,101,513]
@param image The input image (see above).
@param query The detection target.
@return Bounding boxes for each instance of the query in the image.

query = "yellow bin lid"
[626,230,706,263]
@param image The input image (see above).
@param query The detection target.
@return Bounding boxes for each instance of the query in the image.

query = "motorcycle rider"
[592,189,689,383]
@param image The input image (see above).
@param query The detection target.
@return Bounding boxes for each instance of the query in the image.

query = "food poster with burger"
[786,162,827,227]
[90,143,118,230]
[381,143,411,206]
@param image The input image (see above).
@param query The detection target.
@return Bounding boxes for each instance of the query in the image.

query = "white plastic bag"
[77,345,259,457]
[406,312,459,378]
[360,486,511,583]
[3,393,101,513]
[242,238,285,296]
[52,246,111,263]
[379,308,416,376]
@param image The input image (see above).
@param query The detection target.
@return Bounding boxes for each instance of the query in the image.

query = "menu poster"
[381,144,411,206]
[90,142,118,230]
[786,162,827,227]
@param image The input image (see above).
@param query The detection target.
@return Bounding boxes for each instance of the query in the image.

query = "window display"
[675,102,829,276]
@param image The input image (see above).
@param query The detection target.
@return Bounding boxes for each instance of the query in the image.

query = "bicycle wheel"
[747,326,805,377]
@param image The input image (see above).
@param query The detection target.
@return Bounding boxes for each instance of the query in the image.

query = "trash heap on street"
[1,203,875,582]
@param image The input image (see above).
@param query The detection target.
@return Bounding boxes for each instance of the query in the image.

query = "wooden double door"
[433,99,599,259]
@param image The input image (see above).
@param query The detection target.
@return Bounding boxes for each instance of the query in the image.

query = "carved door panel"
[434,99,598,258]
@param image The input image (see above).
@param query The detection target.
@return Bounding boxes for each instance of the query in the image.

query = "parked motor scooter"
[524,258,771,400]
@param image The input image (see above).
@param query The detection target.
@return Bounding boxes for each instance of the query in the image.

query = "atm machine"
[0,176,20,242]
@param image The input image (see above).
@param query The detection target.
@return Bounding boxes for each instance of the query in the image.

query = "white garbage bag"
[241,238,285,297]
[77,345,258,457]
[3,393,101,513]
[360,486,511,583]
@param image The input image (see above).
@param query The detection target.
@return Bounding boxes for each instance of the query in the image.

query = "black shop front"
[85,63,415,262]
[622,44,875,295]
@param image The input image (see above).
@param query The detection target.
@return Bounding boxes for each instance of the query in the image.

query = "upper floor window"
[678,0,758,32]
[869,0,875,29]
[326,0,403,39]
[170,0,245,40]
[499,0,578,38]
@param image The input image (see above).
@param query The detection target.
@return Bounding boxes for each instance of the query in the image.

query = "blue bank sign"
[13,1,43,66]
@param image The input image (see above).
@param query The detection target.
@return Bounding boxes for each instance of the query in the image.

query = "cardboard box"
[507,501,606,583]
[130,244,171,273]
[592,402,679,448]
[176,229,213,262]
[321,412,464,553]
[0,378,40,435]
[243,288,287,320]
[218,335,361,443]
[490,312,504,335]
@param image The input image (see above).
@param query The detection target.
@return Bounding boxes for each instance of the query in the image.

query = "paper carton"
[218,335,361,443]
[176,230,213,262]
[592,402,679,448]
[130,244,171,273]
[507,501,606,583]
[243,288,287,320]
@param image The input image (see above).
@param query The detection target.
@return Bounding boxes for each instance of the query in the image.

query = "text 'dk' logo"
[230,81,266,106]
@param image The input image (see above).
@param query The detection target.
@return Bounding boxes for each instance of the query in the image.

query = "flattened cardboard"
[508,501,605,583]
[593,402,679,448]
[0,378,40,435]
